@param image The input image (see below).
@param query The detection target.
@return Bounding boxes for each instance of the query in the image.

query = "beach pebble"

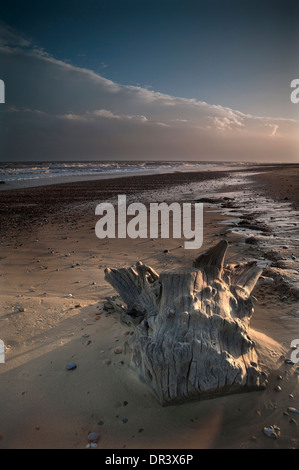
[262,426,280,439]
[290,418,297,425]
[122,418,128,424]
[287,407,299,415]
[104,301,114,311]
[285,359,295,365]
[114,347,123,354]
[66,363,77,370]
[86,443,98,449]
[274,385,282,392]
[88,432,100,442]
[258,276,274,285]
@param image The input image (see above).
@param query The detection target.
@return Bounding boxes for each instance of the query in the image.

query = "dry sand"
[0,165,298,449]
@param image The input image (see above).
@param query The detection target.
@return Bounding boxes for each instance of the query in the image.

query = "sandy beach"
[0,164,299,450]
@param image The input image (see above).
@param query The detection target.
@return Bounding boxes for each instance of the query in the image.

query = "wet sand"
[0,164,298,449]
[252,165,299,210]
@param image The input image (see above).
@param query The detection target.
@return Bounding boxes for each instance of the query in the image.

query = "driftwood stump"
[105,240,267,405]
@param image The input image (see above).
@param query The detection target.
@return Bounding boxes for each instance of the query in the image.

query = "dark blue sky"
[1,0,299,118]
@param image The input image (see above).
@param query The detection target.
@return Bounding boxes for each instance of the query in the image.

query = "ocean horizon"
[0,160,265,190]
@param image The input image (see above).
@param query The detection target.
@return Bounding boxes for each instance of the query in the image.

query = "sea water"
[0,160,256,189]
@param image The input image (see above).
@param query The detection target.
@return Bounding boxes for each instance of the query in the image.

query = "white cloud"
[0,21,298,162]
[211,115,245,131]
[61,109,148,122]
[271,125,279,137]
[263,123,279,137]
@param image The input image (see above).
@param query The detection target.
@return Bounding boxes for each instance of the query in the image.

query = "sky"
[0,0,299,162]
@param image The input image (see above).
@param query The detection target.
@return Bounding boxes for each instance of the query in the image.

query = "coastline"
[0,161,277,192]
[0,164,298,449]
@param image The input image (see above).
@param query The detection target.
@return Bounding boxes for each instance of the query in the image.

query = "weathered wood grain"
[105,240,267,405]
